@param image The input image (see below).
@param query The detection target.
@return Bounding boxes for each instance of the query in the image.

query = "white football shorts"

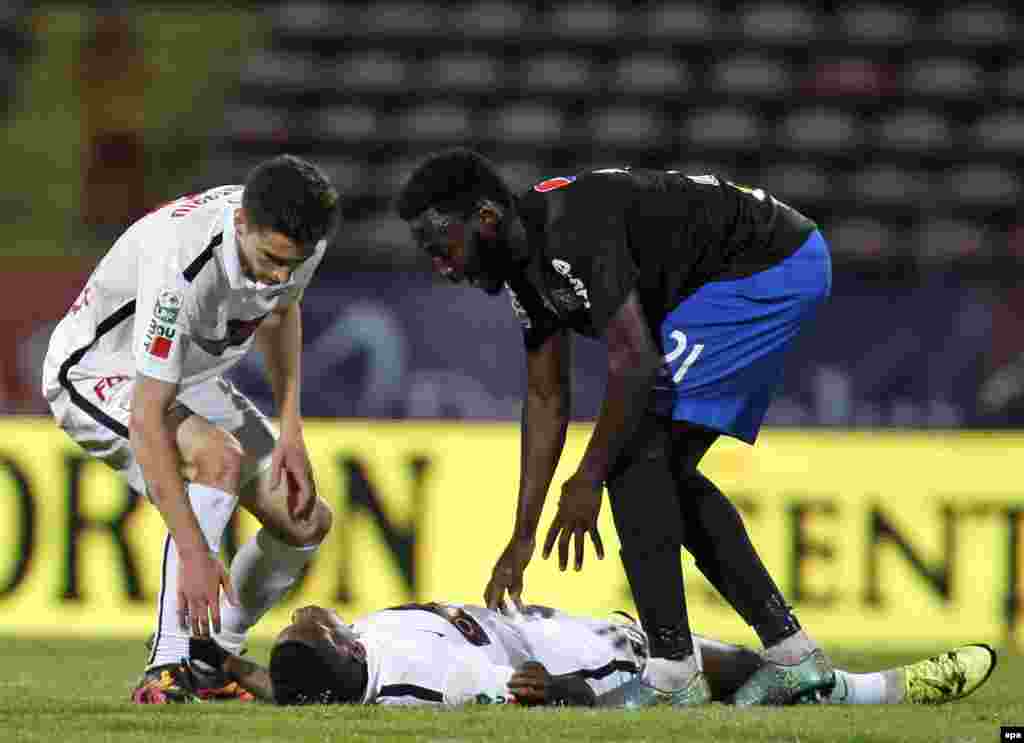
[45,374,276,499]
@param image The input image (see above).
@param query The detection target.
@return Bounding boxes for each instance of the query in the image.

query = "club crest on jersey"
[154,288,183,324]
[533,176,576,193]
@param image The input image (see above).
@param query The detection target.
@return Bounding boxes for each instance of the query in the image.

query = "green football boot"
[603,669,712,709]
[903,644,996,704]
[731,648,835,706]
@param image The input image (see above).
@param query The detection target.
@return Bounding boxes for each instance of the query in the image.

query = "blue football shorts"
[652,229,832,444]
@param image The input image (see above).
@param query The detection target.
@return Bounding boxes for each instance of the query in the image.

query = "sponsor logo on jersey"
[533,176,576,193]
[144,318,177,359]
[550,259,590,310]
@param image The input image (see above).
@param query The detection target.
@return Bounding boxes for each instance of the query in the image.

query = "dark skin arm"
[190,638,275,703]
[484,330,571,611]
[543,289,662,571]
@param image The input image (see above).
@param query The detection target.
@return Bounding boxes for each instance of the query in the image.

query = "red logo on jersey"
[533,176,576,193]
[149,336,173,359]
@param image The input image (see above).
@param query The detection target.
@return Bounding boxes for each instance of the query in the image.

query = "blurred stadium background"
[1,1,1024,655]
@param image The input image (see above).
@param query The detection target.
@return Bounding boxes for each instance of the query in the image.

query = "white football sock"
[827,669,902,704]
[763,630,818,665]
[147,484,238,670]
[215,528,320,654]
[642,652,701,690]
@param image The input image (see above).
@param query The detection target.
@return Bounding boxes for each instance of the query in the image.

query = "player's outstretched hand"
[543,472,605,572]
[177,550,238,637]
[271,429,315,522]
[508,661,552,706]
[484,536,535,613]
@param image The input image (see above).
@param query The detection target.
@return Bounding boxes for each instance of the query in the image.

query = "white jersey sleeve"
[134,270,191,384]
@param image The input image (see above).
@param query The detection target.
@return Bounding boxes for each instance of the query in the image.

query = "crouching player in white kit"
[42,155,340,704]
[188,603,996,708]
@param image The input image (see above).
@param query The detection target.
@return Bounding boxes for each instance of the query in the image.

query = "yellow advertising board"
[0,418,1022,649]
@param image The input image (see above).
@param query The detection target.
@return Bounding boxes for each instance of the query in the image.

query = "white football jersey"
[42,186,326,396]
[351,603,645,706]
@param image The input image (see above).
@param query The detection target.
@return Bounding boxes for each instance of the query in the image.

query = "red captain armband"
[533,176,577,192]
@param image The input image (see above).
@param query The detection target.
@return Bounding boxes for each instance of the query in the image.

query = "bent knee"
[284,497,333,547]
[186,430,245,492]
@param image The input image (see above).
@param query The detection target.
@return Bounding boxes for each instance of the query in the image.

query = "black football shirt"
[504,168,817,351]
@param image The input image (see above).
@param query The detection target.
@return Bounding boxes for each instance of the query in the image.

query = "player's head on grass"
[235,154,340,287]
[396,148,528,296]
[269,605,368,705]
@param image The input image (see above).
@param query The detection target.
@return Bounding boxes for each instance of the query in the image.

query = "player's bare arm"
[255,300,315,521]
[543,290,661,571]
[129,373,235,637]
[189,637,275,702]
[485,329,571,611]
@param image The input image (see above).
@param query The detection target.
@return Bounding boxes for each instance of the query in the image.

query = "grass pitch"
[0,637,1018,743]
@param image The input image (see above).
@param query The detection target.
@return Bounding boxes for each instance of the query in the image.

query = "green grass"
[0,637,1019,743]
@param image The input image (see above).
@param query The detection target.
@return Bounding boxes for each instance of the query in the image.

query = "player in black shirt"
[396,149,834,706]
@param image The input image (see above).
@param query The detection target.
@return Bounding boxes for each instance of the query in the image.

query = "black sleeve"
[505,277,564,352]
[551,197,638,338]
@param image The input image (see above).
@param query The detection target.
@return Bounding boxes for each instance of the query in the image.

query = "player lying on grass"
[170,603,995,708]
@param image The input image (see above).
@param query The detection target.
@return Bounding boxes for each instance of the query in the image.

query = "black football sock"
[607,422,694,660]
[671,423,801,649]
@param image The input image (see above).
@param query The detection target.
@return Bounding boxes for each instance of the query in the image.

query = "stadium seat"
[355,1,442,37]
[804,58,899,98]
[519,52,594,96]
[684,107,761,150]
[270,1,337,35]
[934,4,1015,45]
[332,50,409,95]
[849,166,933,209]
[314,104,384,145]
[644,2,716,42]
[238,50,319,91]
[970,108,1024,152]
[609,53,691,97]
[837,3,917,45]
[486,103,565,146]
[915,218,987,262]
[397,102,474,143]
[1000,63,1024,100]
[876,108,953,152]
[944,164,1020,207]
[588,106,667,148]
[826,217,892,258]
[452,0,528,40]
[711,54,792,97]
[777,107,860,153]
[904,57,984,99]
[736,1,820,44]
[223,104,292,146]
[425,52,502,94]
[757,163,831,206]
[545,1,621,41]
[313,156,369,196]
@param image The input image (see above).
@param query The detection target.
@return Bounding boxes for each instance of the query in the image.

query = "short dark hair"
[243,154,340,247]
[269,641,368,705]
[395,148,514,221]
